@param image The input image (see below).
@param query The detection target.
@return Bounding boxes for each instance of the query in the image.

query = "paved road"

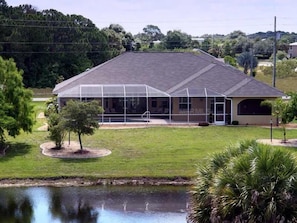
[32,98,50,102]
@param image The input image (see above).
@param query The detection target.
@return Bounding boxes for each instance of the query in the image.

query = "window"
[179,97,191,110]
[238,99,271,115]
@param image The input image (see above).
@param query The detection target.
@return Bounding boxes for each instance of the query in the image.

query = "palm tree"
[237,51,258,75]
[188,140,297,223]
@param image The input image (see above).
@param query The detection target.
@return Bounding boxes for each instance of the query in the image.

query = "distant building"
[288,42,297,58]
[192,37,204,44]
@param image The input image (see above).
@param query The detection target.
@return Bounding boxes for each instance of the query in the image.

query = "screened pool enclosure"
[57,84,231,124]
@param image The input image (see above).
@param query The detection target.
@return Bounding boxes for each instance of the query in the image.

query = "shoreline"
[0,177,193,188]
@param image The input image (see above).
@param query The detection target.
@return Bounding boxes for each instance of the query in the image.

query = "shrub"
[198,122,209,127]
[231,120,239,125]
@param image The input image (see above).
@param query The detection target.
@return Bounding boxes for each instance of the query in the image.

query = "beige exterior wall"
[232,98,275,125]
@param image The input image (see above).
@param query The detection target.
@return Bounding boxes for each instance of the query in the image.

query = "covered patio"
[57,84,231,125]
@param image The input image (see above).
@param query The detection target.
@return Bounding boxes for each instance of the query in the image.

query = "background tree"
[188,140,297,223]
[224,55,237,67]
[253,38,274,59]
[134,25,164,49]
[259,59,297,78]
[0,56,34,150]
[200,38,211,53]
[60,100,103,151]
[143,25,164,41]
[102,27,124,57]
[0,2,113,88]
[237,51,258,75]
[163,30,191,49]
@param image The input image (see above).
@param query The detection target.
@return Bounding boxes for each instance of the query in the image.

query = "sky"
[5,0,297,36]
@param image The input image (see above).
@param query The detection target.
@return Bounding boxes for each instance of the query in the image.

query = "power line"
[0,41,107,45]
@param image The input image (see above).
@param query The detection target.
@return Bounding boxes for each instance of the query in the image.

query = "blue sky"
[5,0,297,36]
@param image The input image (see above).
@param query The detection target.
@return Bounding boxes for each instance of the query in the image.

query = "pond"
[0,185,189,223]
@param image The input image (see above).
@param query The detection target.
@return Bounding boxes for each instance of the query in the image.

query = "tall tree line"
[0,1,125,88]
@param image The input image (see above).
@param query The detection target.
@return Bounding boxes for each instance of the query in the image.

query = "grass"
[255,68,297,93]
[1,102,296,180]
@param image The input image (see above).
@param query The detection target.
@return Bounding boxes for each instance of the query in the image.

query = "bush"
[231,120,239,125]
[47,113,66,149]
[198,122,209,126]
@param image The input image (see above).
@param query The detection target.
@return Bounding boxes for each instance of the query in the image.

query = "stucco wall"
[232,98,276,125]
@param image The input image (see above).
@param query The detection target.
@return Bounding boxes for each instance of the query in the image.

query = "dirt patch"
[257,138,297,147]
[40,141,111,158]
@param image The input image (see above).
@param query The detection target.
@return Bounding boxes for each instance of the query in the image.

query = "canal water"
[0,185,189,223]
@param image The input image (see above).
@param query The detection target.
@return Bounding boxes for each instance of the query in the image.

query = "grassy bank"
[1,105,296,180]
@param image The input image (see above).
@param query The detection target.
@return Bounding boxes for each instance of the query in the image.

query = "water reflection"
[0,186,188,223]
[49,190,98,223]
[0,189,33,223]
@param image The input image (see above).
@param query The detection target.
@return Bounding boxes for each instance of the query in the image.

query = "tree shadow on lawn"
[0,142,31,161]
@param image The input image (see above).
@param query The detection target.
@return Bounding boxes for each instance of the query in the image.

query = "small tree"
[45,96,59,117]
[0,57,34,150]
[60,100,103,151]
[224,55,237,67]
[47,113,66,149]
[262,98,293,142]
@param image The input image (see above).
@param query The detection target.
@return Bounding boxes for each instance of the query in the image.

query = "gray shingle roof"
[53,51,284,98]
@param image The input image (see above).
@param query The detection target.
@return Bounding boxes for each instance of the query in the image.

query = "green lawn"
[1,111,296,180]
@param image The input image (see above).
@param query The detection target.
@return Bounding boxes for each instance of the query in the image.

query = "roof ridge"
[167,63,216,94]
[224,78,252,95]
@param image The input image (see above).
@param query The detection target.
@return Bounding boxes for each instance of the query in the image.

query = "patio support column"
[213,97,217,123]
[57,96,61,111]
[101,86,104,123]
[124,86,127,123]
[79,85,82,101]
[146,85,149,120]
[169,97,172,123]
[187,88,190,124]
[204,88,208,122]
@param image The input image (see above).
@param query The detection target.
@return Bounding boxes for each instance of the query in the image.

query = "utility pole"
[250,47,253,77]
[272,16,277,87]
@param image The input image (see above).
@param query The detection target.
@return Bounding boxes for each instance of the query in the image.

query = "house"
[288,42,297,58]
[53,51,284,125]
